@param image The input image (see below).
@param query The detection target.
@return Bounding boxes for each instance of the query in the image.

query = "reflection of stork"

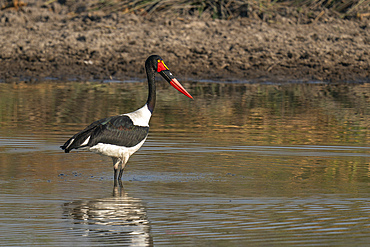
[61,55,193,180]
[63,182,153,246]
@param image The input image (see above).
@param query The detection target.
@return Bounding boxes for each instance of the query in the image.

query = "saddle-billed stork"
[61,55,193,180]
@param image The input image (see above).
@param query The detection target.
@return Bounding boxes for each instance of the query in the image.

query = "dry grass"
[86,0,370,19]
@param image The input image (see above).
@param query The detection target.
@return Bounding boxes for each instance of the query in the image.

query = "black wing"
[61,115,149,153]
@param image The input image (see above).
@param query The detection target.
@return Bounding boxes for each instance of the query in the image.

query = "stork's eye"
[157,60,169,72]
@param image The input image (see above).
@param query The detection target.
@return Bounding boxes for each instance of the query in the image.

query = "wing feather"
[88,116,149,147]
[61,115,149,153]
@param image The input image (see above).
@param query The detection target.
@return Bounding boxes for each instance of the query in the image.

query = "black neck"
[146,66,156,113]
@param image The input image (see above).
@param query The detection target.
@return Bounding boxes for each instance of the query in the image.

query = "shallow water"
[0,81,369,246]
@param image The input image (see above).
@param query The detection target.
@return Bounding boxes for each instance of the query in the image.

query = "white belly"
[89,137,147,159]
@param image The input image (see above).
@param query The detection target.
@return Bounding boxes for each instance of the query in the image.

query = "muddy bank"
[0,1,369,82]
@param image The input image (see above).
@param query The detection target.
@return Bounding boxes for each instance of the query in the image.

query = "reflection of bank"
[63,182,153,246]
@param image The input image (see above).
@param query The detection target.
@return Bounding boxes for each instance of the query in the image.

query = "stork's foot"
[113,179,124,197]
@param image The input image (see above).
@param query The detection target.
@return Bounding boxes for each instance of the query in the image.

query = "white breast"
[124,104,152,127]
[89,137,147,159]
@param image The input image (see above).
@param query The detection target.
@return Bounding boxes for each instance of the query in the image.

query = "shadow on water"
[62,181,153,247]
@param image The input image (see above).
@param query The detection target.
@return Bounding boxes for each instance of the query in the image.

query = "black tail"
[60,117,108,153]
[60,138,73,153]
[60,128,95,153]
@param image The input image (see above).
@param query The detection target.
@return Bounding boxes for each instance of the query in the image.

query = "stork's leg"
[117,164,125,180]
[112,157,120,180]
[114,169,118,181]
[118,169,124,180]
[113,179,123,195]
[117,160,129,180]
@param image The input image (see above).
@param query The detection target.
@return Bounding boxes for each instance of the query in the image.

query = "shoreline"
[0,2,369,83]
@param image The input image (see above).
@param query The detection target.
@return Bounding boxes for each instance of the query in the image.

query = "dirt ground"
[0,1,369,83]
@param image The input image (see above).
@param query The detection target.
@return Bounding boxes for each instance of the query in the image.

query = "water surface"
[0,81,369,246]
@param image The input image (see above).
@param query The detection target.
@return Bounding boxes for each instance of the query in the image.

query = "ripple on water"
[147,197,370,246]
